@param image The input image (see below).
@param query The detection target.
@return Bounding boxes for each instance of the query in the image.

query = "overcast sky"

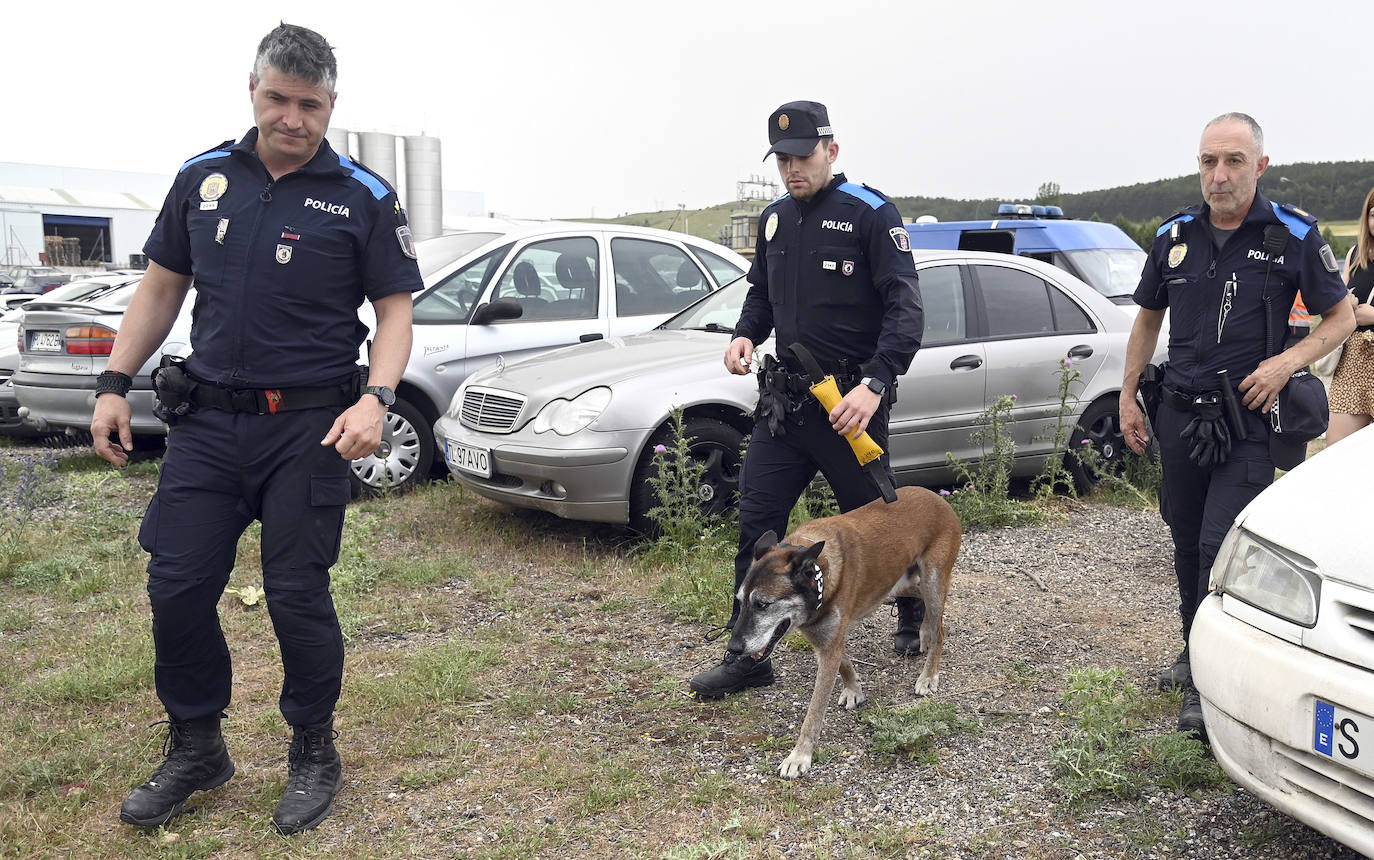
[3,0,1366,220]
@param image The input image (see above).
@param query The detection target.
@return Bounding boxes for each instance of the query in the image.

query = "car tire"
[628,416,744,536]
[349,396,435,497]
[1067,397,1130,494]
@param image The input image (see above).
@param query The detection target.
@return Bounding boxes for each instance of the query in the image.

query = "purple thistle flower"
[654,444,667,453]
[939,489,951,496]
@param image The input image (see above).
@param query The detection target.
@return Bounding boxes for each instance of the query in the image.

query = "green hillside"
[587,161,1374,246]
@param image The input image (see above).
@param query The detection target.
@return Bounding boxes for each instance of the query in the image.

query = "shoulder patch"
[1155,212,1195,237]
[337,154,390,201]
[890,226,911,252]
[178,142,235,173]
[836,182,885,211]
[1270,201,1313,241]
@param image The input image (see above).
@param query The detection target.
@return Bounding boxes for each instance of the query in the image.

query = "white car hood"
[1232,426,1374,588]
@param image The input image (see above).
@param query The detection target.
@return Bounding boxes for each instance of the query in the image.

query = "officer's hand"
[1238,356,1291,413]
[830,386,880,439]
[724,337,754,375]
[1120,397,1149,456]
[91,394,133,467]
[321,397,387,461]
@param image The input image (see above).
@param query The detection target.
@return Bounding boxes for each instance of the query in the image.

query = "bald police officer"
[1120,112,1352,740]
[93,23,421,833]
[690,101,923,698]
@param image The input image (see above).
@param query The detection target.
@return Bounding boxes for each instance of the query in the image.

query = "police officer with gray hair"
[93,23,421,833]
[689,101,923,698]
[1121,112,1352,741]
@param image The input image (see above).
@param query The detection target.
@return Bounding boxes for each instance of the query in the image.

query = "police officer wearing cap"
[689,101,923,698]
[90,23,421,834]
[1121,112,1352,740]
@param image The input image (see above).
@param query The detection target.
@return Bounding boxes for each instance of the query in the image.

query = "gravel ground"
[4,438,1366,858]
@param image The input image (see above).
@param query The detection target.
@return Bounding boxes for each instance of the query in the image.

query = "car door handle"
[1068,345,1093,359]
[579,333,604,343]
[950,354,983,370]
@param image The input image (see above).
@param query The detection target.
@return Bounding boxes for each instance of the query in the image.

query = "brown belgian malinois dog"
[726,485,961,778]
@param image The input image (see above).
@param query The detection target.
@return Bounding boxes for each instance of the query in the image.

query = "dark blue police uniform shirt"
[733,173,923,385]
[144,128,423,389]
[1134,192,1347,394]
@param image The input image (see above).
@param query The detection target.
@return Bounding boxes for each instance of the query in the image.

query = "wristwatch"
[363,385,396,408]
[860,376,886,396]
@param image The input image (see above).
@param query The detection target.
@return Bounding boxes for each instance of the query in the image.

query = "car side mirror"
[470,297,524,325]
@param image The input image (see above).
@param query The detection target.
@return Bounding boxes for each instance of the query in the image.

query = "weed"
[1051,667,1226,804]
[864,700,977,765]
[644,407,722,550]
[943,395,1044,530]
[1032,358,1082,500]
[1078,442,1162,508]
[0,452,59,567]
[661,839,754,860]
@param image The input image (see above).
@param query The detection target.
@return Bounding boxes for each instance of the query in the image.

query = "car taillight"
[65,325,117,355]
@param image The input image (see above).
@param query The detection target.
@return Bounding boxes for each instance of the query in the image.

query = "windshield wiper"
[682,323,735,334]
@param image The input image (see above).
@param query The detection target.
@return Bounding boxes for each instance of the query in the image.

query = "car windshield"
[1062,248,1146,300]
[661,276,748,332]
[416,232,503,279]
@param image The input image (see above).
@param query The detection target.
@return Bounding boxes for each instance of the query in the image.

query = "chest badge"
[199,173,228,202]
[842,260,855,276]
[275,244,293,265]
[764,212,778,242]
[1168,243,1188,268]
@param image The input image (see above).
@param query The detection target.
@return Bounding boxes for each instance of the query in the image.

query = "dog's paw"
[778,750,812,779]
[837,687,866,710]
[913,673,940,696]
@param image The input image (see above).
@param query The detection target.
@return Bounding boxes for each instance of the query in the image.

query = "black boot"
[689,652,774,699]
[892,597,925,656]
[273,719,343,835]
[120,714,235,827]
[1157,646,1191,690]
[1178,683,1208,744]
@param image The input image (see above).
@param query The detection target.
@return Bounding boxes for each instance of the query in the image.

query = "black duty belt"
[1162,386,1219,412]
[190,382,355,415]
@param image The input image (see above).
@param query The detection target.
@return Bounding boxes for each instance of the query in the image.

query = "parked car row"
[436,250,1167,531]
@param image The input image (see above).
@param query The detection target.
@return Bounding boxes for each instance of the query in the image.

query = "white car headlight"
[1211,527,1321,627]
[531,387,611,435]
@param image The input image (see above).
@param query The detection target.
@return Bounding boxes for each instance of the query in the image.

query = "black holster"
[1138,362,1165,427]
[151,354,196,425]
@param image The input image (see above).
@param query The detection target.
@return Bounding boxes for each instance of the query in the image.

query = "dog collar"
[812,562,824,606]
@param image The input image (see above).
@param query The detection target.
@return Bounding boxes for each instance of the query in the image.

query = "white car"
[1193,425,1374,857]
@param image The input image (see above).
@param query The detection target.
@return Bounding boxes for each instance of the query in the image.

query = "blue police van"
[905,204,1146,307]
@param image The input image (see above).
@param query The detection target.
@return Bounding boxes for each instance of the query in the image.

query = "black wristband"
[95,370,133,398]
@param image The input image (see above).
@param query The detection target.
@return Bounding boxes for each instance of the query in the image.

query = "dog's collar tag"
[813,562,824,605]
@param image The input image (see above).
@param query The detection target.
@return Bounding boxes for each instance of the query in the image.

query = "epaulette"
[1154,208,1198,238]
[836,182,885,210]
[178,140,236,173]
[1272,201,1316,241]
[336,153,393,201]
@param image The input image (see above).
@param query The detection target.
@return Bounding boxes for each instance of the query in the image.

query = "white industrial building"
[1,132,486,269]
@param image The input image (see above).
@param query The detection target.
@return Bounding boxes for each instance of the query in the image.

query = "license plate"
[1314,699,1374,778]
[30,331,61,352]
[445,439,491,478]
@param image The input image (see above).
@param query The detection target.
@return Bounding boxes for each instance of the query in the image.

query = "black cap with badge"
[764,100,833,161]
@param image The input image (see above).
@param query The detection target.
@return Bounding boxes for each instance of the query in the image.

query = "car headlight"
[531,387,611,435]
[1211,527,1321,627]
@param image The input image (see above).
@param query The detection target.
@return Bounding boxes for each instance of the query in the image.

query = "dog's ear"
[753,530,779,559]
[798,540,824,568]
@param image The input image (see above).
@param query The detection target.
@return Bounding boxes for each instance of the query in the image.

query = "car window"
[413,244,511,323]
[1048,287,1095,333]
[916,265,966,345]
[492,237,599,322]
[976,265,1055,338]
[1059,248,1146,299]
[611,238,711,317]
[691,247,746,286]
[415,232,502,280]
[663,277,746,331]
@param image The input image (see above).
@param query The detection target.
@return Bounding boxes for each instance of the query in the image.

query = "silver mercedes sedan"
[436,250,1165,531]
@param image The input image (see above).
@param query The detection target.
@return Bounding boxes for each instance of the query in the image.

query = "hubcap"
[351,411,421,490]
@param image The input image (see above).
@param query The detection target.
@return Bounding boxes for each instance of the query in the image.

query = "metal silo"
[403,135,443,241]
[325,126,351,159]
[356,132,398,188]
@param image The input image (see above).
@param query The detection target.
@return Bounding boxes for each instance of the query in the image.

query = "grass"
[0,448,1256,858]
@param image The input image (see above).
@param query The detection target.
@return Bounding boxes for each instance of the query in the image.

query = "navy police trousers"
[733,400,893,589]
[1155,400,1274,638]
[138,406,352,725]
